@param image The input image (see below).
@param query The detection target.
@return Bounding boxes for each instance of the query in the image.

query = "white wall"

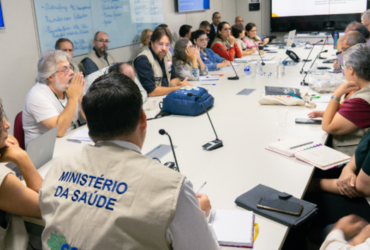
[0,0,237,134]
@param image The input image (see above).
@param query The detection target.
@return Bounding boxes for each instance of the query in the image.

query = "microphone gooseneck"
[216,45,239,80]
[158,129,180,172]
[253,40,265,66]
[300,39,324,73]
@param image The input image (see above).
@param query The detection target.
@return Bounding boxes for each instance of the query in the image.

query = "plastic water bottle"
[277,58,285,77]
[333,30,339,49]
[244,60,251,76]
[256,60,263,76]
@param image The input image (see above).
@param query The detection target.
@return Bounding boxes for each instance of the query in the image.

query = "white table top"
[32,45,337,250]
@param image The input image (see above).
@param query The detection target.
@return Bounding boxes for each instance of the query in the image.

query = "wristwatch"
[331,95,340,102]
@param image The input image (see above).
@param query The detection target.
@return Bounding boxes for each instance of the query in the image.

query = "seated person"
[137,29,153,55]
[347,22,370,45]
[55,38,79,74]
[235,16,244,26]
[321,215,370,250]
[39,73,220,250]
[199,21,211,35]
[210,21,242,61]
[308,43,370,156]
[83,31,115,75]
[0,100,43,249]
[191,30,231,71]
[332,31,366,73]
[243,22,269,48]
[108,63,148,102]
[23,50,86,145]
[307,127,370,229]
[231,24,257,56]
[173,38,208,81]
[133,27,190,97]
[179,25,192,39]
[157,24,175,55]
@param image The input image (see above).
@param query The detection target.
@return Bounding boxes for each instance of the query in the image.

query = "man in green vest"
[55,38,80,74]
[134,27,190,97]
[39,73,219,250]
[83,31,116,75]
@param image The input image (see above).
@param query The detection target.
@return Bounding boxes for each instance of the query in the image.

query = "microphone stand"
[301,50,328,86]
[300,40,323,74]
[159,129,180,172]
[253,40,265,65]
[187,93,223,151]
[217,45,239,80]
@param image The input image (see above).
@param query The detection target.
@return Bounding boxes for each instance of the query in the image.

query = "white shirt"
[320,229,370,250]
[23,82,79,146]
[101,140,220,250]
[213,23,217,32]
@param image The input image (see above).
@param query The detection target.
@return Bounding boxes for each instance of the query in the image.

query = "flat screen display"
[177,0,210,12]
[0,1,4,29]
[272,0,367,17]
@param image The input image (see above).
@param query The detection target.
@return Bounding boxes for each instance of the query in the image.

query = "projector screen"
[0,1,4,29]
[272,0,367,17]
[176,0,210,12]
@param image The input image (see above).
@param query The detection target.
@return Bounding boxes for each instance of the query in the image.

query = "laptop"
[11,126,58,179]
[270,30,296,47]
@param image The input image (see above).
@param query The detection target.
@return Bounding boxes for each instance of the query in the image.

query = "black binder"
[235,184,317,227]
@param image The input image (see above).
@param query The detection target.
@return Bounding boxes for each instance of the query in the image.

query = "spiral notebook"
[266,136,351,170]
[209,209,255,248]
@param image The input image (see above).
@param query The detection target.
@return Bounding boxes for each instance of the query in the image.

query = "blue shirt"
[134,46,178,94]
[83,47,110,75]
[200,48,225,71]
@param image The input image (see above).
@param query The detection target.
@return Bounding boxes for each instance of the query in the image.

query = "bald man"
[362,10,370,32]
[83,31,116,75]
[235,16,244,26]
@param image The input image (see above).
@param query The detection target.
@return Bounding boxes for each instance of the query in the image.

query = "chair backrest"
[14,112,25,150]
[78,58,88,76]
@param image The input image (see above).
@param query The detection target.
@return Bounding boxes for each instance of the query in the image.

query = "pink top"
[243,36,261,49]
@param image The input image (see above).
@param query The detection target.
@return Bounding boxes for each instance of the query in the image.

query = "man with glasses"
[83,31,116,75]
[362,10,370,32]
[207,12,221,48]
[55,38,79,74]
[23,50,86,145]
[133,27,190,97]
[199,21,211,35]
[235,16,244,26]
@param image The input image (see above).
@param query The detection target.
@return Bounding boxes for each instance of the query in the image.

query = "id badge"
[167,60,172,70]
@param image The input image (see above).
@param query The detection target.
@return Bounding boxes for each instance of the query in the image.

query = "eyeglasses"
[147,35,152,38]
[341,45,352,52]
[187,45,196,49]
[223,28,231,31]
[62,49,73,52]
[155,42,171,48]
[206,29,211,33]
[56,67,71,75]
[250,29,257,33]
[199,38,209,42]
[96,39,110,43]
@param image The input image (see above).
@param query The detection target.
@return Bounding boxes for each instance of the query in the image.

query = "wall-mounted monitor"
[175,0,210,13]
[0,1,4,29]
[271,0,369,32]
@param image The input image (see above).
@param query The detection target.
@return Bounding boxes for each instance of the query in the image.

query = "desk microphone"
[186,93,223,151]
[300,40,323,74]
[159,129,180,172]
[301,50,328,85]
[253,41,265,66]
[217,46,239,80]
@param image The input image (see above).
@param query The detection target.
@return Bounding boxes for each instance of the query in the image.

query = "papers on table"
[68,127,92,142]
[199,75,220,81]
[218,63,240,71]
[210,209,255,247]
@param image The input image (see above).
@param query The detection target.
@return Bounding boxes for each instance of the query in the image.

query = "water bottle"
[277,58,285,77]
[244,59,251,76]
[255,60,263,76]
[333,30,339,49]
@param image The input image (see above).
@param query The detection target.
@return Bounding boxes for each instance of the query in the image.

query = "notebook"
[266,136,351,170]
[199,75,220,81]
[218,63,240,71]
[209,209,255,248]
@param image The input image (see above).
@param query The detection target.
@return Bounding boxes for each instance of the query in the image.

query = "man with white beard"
[23,50,86,145]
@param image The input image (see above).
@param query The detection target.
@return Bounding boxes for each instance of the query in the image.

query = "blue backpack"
[161,86,214,116]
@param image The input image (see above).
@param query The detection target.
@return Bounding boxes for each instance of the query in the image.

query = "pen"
[290,141,313,149]
[196,181,207,194]
[311,96,321,99]
[288,92,309,103]
[67,139,82,143]
[201,84,216,85]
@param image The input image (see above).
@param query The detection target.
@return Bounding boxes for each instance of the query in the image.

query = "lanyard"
[53,92,77,129]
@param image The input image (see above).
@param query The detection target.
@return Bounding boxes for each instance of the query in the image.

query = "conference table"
[25,44,341,250]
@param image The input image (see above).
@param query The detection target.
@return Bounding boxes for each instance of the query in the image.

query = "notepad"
[199,75,220,81]
[266,136,351,170]
[68,127,92,142]
[209,209,255,248]
[218,63,240,71]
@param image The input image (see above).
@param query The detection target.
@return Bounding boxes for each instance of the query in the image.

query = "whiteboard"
[33,0,164,56]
